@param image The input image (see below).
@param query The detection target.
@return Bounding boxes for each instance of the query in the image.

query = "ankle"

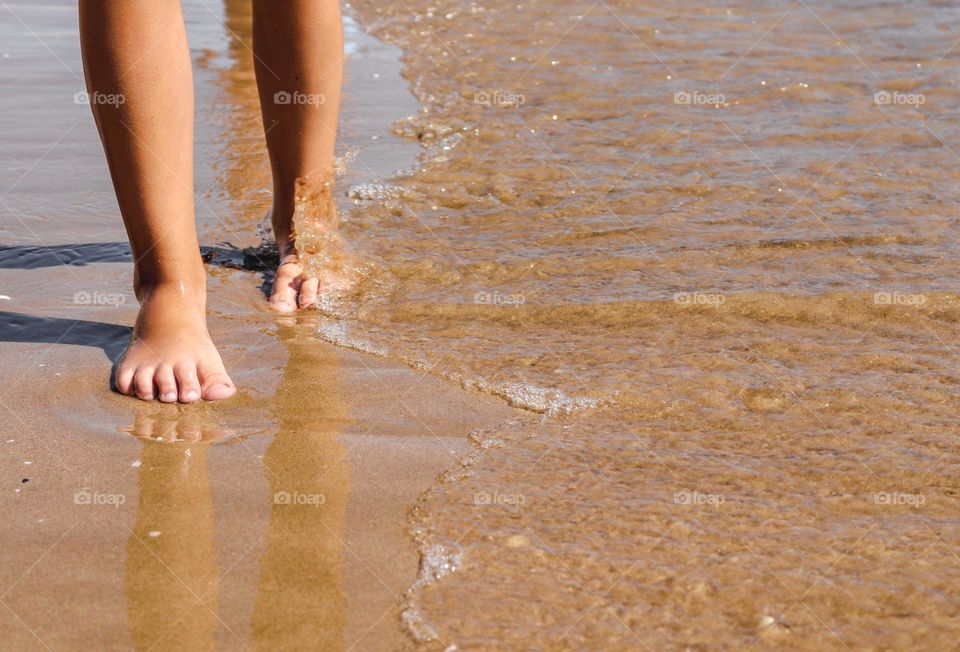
[271,199,295,247]
[270,173,337,245]
[134,278,207,305]
[133,260,206,302]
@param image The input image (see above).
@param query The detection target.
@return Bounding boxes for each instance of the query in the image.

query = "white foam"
[461,378,598,415]
[346,182,405,201]
[314,321,386,356]
[401,542,464,642]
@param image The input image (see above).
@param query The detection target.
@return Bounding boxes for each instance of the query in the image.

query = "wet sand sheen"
[0,318,518,650]
[124,329,352,650]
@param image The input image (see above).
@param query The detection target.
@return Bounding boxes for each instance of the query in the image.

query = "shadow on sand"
[0,310,131,362]
[0,242,277,272]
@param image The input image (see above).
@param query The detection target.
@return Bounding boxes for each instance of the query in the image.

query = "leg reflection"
[125,439,220,650]
[251,323,351,649]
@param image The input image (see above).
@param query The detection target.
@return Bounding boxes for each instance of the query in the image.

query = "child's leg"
[251,0,344,312]
[79,0,234,403]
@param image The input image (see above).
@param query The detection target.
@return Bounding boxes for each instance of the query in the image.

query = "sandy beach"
[0,2,520,649]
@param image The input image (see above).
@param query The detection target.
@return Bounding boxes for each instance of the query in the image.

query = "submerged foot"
[113,284,236,403]
[267,176,348,313]
[268,240,321,313]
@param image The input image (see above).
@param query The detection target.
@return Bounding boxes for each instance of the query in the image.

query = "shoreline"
[0,3,521,650]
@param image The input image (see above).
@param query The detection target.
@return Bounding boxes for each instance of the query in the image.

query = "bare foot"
[113,284,236,403]
[268,239,320,313]
[267,175,346,313]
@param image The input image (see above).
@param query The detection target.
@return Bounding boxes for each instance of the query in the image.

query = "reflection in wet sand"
[119,410,236,444]
[122,322,350,649]
[125,440,220,650]
[251,322,350,649]
[206,0,274,243]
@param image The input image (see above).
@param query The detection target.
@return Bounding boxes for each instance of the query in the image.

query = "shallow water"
[334,0,960,648]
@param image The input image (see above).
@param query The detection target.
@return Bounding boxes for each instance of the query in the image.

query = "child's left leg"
[251,0,344,312]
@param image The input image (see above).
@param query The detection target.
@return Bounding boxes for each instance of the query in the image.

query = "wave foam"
[401,542,464,643]
[461,378,598,415]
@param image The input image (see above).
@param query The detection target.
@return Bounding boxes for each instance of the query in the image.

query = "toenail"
[140,394,153,401]
[161,392,177,401]
[183,389,200,401]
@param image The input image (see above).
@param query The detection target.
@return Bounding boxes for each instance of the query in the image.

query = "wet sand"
[0,1,519,649]
[0,318,517,650]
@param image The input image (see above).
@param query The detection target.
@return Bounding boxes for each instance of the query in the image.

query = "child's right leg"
[79,0,234,403]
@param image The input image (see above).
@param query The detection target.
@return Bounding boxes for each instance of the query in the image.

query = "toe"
[298,277,320,309]
[114,360,136,396]
[199,359,236,401]
[156,364,178,403]
[134,366,156,401]
[174,363,202,403]
[202,381,236,401]
[269,263,302,313]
